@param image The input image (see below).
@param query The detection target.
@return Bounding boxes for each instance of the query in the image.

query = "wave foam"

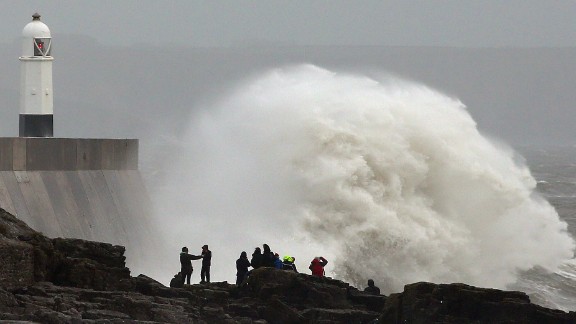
[162,64,575,293]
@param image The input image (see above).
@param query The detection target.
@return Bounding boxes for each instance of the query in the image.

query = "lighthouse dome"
[21,13,52,57]
[22,13,51,38]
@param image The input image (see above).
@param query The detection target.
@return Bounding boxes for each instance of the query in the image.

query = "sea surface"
[514,145,576,311]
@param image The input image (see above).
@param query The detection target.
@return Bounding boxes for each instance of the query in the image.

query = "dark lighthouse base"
[19,114,53,137]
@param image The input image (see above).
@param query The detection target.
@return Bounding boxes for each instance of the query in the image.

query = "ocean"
[512,146,576,311]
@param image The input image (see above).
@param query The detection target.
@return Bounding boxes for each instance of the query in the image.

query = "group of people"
[171,243,381,296]
[235,244,329,286]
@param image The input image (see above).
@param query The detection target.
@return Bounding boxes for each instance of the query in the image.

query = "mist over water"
[158,64,574,296]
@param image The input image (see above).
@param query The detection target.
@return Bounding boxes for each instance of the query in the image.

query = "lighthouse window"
[33,38,51,56]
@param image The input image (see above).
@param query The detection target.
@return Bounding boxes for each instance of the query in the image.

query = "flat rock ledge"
[0,207,574,323]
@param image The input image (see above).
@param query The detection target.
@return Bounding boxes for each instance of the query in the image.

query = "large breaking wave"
[162,64,574,294]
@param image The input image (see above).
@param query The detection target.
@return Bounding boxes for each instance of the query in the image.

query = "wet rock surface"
[380,281,576,324]
[0,208,574,323]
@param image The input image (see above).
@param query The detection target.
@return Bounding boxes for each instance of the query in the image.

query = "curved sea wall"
[0,137,156,273]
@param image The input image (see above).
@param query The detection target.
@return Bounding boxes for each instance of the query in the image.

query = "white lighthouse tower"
[19,13,54,137]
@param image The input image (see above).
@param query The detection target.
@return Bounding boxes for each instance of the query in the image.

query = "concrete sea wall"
[0,137,156,272]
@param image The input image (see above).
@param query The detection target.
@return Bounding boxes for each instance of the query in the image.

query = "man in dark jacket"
[262,244,275,267]
[251,247,263,269]
[236,251,251,285]
[363,279,381,295]
[200,244,212,283]
[180,247,202,285]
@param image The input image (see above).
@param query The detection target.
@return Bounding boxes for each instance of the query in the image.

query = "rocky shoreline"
[0,207,574,323]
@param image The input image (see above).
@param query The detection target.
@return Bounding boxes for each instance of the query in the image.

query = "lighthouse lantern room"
[19,13,54,137]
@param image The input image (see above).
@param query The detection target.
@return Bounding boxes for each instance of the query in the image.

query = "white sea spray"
[158,64,575,295]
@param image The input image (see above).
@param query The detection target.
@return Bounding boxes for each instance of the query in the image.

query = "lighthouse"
[19,13,53,137]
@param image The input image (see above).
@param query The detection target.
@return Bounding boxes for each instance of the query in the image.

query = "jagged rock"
[52,257,130,291]
[83,309,131,320]
[0,288,19,309]
[227,301,260,318]
[379,281,576,324]
[347,287,386,312]
[0,211,41,289]
[258,297,306,324]
[245,267,351,309]
[52,238,127,268]
[0,238,35,290]
[301,308,381,323]
[0,208,130,291]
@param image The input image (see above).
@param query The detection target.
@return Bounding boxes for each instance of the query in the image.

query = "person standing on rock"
[273,253,283,269]
[262,244,275,267]
[309,256,328,277]
[200,244,212,283]
[236,251,251,285]
[180,247,202,285]
[251,247,263,269]
[364,279,381,295]
[282,256,298,272]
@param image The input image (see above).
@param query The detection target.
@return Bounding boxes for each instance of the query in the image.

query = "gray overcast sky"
[1,0,576,47]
